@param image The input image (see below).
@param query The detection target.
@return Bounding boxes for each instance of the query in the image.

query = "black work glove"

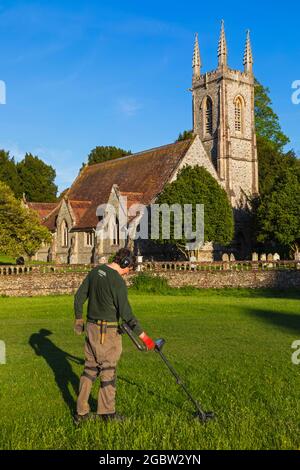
[74,319,85,335]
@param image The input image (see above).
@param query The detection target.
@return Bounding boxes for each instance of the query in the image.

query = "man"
[74,248,155,424]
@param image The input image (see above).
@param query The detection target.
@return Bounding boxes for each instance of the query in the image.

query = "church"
[27,21,259,264]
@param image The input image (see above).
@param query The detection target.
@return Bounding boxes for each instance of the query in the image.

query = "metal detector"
[120,323,215,423]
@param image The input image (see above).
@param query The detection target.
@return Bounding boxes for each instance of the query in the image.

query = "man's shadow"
[29,329,96,415]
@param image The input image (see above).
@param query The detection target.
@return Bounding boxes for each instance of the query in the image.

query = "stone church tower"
[192,21,259,208]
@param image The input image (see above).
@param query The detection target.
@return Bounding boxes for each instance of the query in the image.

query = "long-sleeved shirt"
[74,264,143,336]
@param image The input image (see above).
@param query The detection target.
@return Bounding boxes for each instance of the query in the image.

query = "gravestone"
[137,255,144,272]
[0,341,5,365]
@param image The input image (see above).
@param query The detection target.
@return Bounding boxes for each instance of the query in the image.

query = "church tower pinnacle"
[218,20,228,68]
[243,30,253,74]
[192,33,201,78]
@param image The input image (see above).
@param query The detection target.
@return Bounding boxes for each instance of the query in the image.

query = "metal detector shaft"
[120,323,146,352]
[120,325,214,422]
[155,348,209,422]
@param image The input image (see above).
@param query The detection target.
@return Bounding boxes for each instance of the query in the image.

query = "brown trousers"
[77,323,122,415]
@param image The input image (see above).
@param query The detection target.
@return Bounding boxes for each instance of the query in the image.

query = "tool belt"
[87,319,119,345]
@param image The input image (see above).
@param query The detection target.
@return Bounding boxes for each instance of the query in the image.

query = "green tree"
[176,130,194,142]
[255,169,300,257]
[17,153,57,202]
[0,150,20,196]
[86,146,132,166]
[254,80,297,198]
[0,181,52,259]
[155,166,234,258]
[256,135,300,196]
[255,80,290,151]
[252,82,300,257]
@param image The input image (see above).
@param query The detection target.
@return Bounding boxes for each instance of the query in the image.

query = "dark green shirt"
[74,264,143,336]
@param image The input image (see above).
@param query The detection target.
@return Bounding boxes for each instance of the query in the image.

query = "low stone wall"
[146,270,300,289]
[0,269,300,297]
[0,272,87,297]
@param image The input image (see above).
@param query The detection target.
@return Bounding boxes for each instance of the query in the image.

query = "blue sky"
[0,0,299,192]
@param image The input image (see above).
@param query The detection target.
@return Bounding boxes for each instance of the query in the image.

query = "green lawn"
[0,290,299,450]
[0,254,15,265]
[0,253,50,265]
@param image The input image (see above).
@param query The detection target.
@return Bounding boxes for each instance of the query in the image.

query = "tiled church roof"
[27,202,58,221]
[119,191,144,207]
[65,139,194,229]
[42,200,92,231]
[69,200,92,225]
[41,139,194,230]
[43,203,60,231]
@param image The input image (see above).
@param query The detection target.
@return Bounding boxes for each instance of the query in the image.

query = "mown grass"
[0,290,299,450]
[0,254,51,266]
[0,254,15,265]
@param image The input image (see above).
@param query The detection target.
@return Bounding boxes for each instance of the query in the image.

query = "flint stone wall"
[1,269,300,297]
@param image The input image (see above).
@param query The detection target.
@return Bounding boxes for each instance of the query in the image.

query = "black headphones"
[119,254,134,269]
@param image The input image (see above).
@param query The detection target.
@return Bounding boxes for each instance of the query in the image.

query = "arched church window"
[86,232,94,247]
[234,97,243,132]
[204,97,213,135]
[113,216,120,245]
[61,220,69,247]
